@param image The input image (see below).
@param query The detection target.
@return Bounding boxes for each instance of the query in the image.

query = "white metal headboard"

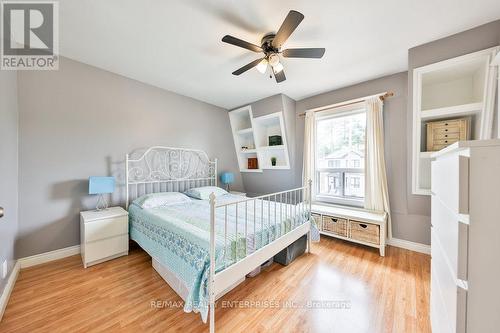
[125,146,217,209]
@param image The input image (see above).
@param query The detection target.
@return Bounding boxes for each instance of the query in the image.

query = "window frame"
[314,103,366,208]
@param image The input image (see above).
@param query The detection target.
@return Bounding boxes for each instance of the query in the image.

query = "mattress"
[129,193,317,322]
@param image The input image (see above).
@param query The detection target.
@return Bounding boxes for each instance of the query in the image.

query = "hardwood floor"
[0,237,430,333]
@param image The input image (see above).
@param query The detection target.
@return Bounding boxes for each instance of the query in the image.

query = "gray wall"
[291,20,500,245]
[16,57,243,258]
[0,70,19,294]
[238,94,297,197]
[294,73,432,244]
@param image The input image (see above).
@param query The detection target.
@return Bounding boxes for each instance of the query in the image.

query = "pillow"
[184,186,228,200]
[133,192,191,209]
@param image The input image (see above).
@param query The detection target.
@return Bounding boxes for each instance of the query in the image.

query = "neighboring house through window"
[315,104,366,206]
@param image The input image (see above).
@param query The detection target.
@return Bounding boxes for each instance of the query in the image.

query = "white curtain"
[303,110,316,200]
[365,97,392,239]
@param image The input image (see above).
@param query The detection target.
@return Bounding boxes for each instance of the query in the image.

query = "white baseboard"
[0,261,20,322]
[18,245,81,269]
[387,237,430,255]
[0,245,81,321]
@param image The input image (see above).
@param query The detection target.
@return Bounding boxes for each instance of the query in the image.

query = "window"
[315,106,366,206]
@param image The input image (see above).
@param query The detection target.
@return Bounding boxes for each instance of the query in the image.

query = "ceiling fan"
[222,10,326,83]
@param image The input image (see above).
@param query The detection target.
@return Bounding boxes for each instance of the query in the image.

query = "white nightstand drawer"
[85,215,128,242]
[85,234,128,264]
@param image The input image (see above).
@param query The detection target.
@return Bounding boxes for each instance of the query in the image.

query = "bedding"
[184,186,227,200]
[133,192,191,209]
[129,193,319,322]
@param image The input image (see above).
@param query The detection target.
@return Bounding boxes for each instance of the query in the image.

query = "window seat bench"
[311,203,387,256]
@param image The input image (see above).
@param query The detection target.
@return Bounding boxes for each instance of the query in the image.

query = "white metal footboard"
[208,180,313,333]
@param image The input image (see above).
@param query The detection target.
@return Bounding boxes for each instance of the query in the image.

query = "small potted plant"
[271,157,277,166]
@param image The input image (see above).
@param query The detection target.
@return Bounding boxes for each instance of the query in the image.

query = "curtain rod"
[298,91,394,117]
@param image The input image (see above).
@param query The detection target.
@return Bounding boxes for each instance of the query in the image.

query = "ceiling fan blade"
[232,58,265,75]
[282,48,326,58]
[272,10,304,48]
[274,69,286,83]
[222,35,262,52]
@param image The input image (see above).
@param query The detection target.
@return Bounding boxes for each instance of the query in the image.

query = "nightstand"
[80,207,129,268]
[229,191,247,197]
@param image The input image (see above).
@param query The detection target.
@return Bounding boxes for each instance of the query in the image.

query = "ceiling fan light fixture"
[273,62,284,74]
[221,10,325,83]
[256,59,268,74]
[268,53,280,67]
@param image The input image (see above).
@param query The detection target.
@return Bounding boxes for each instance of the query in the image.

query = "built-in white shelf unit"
[412,46,499,195]
[229,106,290,172]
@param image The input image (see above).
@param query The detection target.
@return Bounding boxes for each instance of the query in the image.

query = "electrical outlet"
[2,260,7,279]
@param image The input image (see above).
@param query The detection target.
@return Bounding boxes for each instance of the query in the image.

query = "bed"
[125,146,317,332]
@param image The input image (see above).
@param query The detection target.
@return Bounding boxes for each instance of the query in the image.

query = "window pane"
[344,172,364,198]
[316,110,366,203]
[318,171,343,196]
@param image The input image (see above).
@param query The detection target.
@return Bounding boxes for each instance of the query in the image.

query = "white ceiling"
[58,0,500,109]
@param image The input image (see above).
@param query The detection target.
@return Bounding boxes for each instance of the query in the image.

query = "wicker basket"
[322,215,348,237]
[350,220,380,244]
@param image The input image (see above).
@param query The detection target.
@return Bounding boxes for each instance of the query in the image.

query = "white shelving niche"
[229,105,262,173]
[253,112,290,170]
[229,107,290,172]
[412,46,499,195]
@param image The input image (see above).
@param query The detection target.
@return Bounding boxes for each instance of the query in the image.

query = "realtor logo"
[1,1,59,70]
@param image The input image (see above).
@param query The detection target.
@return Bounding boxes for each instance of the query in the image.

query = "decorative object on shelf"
[220,172,235,191]
[88,176,115,210]
[268,135,282,146]
[271,157,277,166]
[248,157,258,169]
[426,117,470,151]
[241,144,255,150]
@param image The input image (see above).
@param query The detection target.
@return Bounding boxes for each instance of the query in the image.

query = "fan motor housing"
[261,33,278,53]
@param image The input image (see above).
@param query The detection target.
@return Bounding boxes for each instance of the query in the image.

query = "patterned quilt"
[129,193,319,322]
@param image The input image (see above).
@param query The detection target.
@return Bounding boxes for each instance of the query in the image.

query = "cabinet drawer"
[431,274,453,333]
[322,215,347,237]
[432,138,460,146]
[431,196,459,274]
[432,132,460,140]
[431,154,469,214]
[84,234,128,264]
[85,216,128,242]
[431,232,467,333]
[350,220,379,244]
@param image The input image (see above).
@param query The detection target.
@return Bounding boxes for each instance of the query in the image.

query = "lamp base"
[95,194,109,211]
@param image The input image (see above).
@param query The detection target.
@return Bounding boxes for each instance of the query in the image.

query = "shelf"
[263,165,290,170]
[259,145,285,150]
[230,106,291,172]
[241,167,261,173]
[420,102,483,120]
[237,128,254,135]
[240,149,257,154]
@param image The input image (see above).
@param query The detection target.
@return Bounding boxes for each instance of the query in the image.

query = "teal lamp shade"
[89,176,114,210]
[220,172,234,191]
[89,176,115,194]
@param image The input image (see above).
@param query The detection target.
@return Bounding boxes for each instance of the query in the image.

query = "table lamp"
[89,176,115,210]
[220,172,234,192]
